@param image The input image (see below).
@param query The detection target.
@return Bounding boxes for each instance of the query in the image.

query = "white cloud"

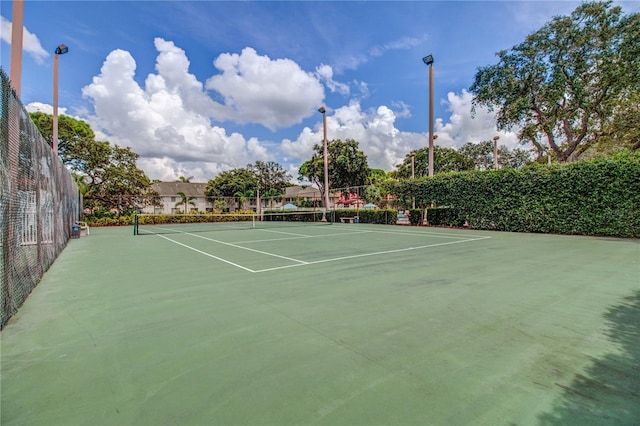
[334,34,427,73]
[206,47,325,130]
[280,90,523,175]
[26,102,55,115]
[81,42,273,182]
[434,89,520,150]
[281,101,426,172]
[315,64,350,96]
[1,16,49,64]
[49,34,523,182]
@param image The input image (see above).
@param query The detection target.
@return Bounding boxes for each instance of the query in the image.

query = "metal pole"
[320,107,330,212]
[493,135,500,170]
[52,52,59,154]
[411,153,415,209]
[428,63,434,177]
[9,0,24,96]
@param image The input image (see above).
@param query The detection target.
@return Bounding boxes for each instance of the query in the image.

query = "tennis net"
[133,211,334,235]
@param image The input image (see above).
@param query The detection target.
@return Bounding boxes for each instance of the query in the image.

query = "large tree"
[30,112,154,213]
[246,161,292,197]
[298,139,369,200]
[205,168,257,197]
[392,146,474,179]
[458,141,532,170]
[470,1,640,162]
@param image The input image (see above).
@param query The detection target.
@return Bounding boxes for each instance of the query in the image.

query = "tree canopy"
[458,141,532,170]
[30,112,154,213]
[298,139,369,196]
[470,1,640,162]
[246,161,292,197]
[391,146,474,179]
[205,168,257,197]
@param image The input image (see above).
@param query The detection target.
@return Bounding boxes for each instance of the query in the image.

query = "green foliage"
[386,152,640,237]
[206,168,257,197]
[298,139,370,200]
[458,141,532,170]
[408,209,423,226]
[426,207,465,227]
[334,209,397,225]
[175,191,197,213]
[392,146,475,179]
[470,1,640,162]
[30,112,153,213]
[247,161,292,197]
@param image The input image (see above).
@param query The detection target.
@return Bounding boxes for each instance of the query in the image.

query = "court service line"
[252,236,492,273]
[186,232,309,265]
[350,227,491,240]
[233,229,374,244]
[155,234,256,272]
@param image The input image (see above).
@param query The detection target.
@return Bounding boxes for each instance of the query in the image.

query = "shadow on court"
[538,289,640,425]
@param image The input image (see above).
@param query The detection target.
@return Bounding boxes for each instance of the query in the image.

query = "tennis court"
[1,223,638,425]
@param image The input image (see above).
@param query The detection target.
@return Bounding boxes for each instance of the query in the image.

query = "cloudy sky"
[2,1,637,182]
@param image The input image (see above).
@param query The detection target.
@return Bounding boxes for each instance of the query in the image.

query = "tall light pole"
[52,44,68,155]
[422,54,435,177]
[318,106,330,215]
[410,151,416,209]
[493,135,500,170]
[10,0,24,95]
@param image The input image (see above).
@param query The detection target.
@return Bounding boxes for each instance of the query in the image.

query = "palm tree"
[234,190,254,211]
[177,175,193,183]
[175,191,196,213]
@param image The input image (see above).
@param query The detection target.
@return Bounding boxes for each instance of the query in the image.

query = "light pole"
[422,54,435,177]
[52,44,69,155]
[493,135,500,170]
[318,106,330,217]
[410,151,416,209]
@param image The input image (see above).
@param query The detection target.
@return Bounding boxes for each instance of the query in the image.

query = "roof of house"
[150,182,208,197]
[284,186,321,197]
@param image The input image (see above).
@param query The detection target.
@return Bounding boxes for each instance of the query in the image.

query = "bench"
[340,216,358,224]
[78,221,90,236]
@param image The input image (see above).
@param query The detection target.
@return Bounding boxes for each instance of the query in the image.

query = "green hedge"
[334,209,398,225]
[387,152,640,237]
[408,209,423,225]
[426,207,465,227]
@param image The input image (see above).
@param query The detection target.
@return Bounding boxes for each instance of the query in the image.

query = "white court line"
[253,236,492,273]
[153,228,491,273]
[155,234,256,272]
[232,229,373,244]
[186,232,309,265]
[341,226,490,240]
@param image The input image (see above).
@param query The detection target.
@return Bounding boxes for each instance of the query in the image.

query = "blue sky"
[2,1,637,182]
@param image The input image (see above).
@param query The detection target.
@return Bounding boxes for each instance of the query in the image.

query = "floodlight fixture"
[55,44,69,55]
[52,44,69,155]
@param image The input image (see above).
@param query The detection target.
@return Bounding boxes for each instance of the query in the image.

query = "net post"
[133,214,138,235]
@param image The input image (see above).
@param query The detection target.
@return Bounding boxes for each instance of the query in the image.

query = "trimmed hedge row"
[388,152,640,237]
[334,209,398,225]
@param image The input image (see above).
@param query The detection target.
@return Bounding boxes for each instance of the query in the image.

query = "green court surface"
[1,224,638,425]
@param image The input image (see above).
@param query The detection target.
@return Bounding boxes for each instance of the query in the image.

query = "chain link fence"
[1,68,81,329]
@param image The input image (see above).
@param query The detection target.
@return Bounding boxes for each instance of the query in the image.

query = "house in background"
[142,182,212,214]
[142,183,338,214]
[282,186,339,208]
